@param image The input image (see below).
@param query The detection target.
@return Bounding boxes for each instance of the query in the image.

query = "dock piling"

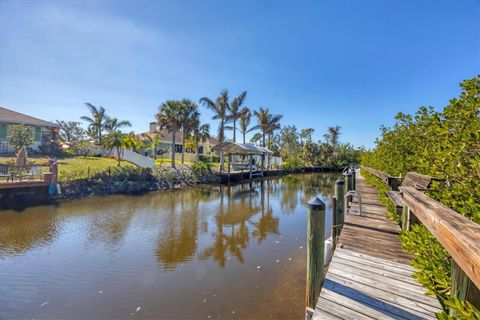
[306,196,326,309]
[334,179,345,234]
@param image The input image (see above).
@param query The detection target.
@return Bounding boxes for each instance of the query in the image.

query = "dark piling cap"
[307,196,325,210]
[335,179,344,185]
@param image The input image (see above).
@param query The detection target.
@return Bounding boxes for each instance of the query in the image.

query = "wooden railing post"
[344,173,353,207]
[401,204,418,231]
[450,260,480,316]
[335,179,345,232]
[351,169,356,191]
[401,205,410,231]
[306,196,326,309]
[332,196,337,247]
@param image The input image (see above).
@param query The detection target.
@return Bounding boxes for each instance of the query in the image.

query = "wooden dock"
[312,170,442,320]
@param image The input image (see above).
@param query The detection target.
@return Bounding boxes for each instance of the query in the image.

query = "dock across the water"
[310,169,442,319]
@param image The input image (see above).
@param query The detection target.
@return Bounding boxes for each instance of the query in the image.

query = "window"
[0,124,6,139]
[175,144,183,153]
[198,146,204,154]
[34,127,42,142]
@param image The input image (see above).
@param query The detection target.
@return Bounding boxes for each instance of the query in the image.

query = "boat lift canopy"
[212,142,273,155]
[212,142,273,182]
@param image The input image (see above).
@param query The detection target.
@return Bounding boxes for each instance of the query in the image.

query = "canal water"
[0,173,338,319]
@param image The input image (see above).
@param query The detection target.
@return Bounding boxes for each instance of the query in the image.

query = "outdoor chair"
[0,165,13,182]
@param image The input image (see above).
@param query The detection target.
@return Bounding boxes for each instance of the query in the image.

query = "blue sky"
[0,0,478,148]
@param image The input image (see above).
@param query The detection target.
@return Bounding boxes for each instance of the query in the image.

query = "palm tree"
[104,117,132,133]
[300,128,314,145]
[81,103,107,145]
[252,108,282,170]
[179,99,199,164]
[192,121,210,161]
[200,90,230,171]
[250,132,263,145]
[199,90,229,142]
[252,107,283,148]
[324,125,341,166]
[142,131,163,159]
[156,100,182,168]
[324,126,341,149]
[238,108,251,144]
[225,91,247,143]
[103,131,127,166]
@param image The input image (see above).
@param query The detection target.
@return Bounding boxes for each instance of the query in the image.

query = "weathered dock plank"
[313,169,442,320]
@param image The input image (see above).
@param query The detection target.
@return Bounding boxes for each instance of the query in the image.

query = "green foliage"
[437,298,480,319]
[278,124,361,169]
[400,225,451,302]
[7,124,33,151]
[56,120,85,142]
[102,131,128,166]
[190,161,212,176]
[281,155,304,170]
[361,75,480,315]
[199,154,220,163]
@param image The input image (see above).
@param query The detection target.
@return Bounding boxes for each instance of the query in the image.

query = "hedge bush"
[361,76,480,318]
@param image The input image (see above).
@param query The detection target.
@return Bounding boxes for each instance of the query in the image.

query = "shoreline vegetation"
[0,154,343,204]
[360,76,480,318]
[2,87,361,205]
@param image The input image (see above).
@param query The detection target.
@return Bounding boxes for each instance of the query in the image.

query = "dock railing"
[399,186,480,314]
[360,165,480,315]
[0,161,57,189]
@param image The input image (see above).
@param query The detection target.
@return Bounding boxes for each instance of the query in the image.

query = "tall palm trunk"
[233,119,236,143]
[171,122,176,168]
[181,129,185,164]
[220,118,225,172]
[261,132,266,172]
[195,136,200,162]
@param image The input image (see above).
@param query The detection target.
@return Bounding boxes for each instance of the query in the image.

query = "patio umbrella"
[16,146,28,167]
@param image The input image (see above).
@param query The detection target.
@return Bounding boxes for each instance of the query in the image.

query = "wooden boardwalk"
[313,170,442,320]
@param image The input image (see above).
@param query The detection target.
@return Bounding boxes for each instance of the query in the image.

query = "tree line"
[52,88,359,169]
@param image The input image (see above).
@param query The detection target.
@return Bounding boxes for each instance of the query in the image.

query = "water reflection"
[0,173,339,319]
[0,206,58,256]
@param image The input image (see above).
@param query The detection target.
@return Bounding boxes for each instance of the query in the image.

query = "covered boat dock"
[211,142,273,183]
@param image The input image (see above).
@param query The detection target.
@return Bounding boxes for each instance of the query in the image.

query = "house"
[138,122,219,161]
[0,107,60,154]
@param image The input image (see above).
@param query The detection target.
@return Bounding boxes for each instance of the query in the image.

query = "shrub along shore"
[361,76,480,318]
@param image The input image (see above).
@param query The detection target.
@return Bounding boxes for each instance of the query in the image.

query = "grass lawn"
[155,158,195,166]
[154,157,222,170]
[0,156,136,183]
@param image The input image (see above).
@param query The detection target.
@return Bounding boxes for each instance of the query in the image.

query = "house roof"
[0,107,60,128]
[138,129,219,145]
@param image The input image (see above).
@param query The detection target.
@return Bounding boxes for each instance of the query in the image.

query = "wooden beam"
[399,186,480,289]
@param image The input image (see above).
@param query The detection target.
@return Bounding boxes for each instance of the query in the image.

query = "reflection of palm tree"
[252,180,280,243]
[200,184,259,267]
[156,193,198,270]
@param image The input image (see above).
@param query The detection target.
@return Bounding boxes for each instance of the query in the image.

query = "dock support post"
[344,173,353,209]
[306,196,326,309]
[450,260,480,316]
[334,179,345,235]
[332,196,337,247]
[227,154,231,184]
[401,205,419,231]
[249,154,253,180]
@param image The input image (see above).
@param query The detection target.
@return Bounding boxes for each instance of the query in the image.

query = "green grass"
[154,158,195,167]
[0,156,136,183]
